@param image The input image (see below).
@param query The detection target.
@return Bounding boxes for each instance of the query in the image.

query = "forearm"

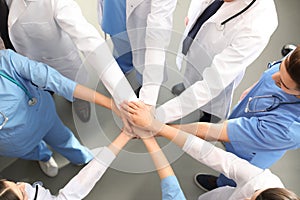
[143,137,174,180]
[170,121,229,142]
[108,131,132,156]
[73,84,112,110]
[151,121,189,148]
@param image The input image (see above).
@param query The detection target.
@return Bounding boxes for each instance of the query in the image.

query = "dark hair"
[285,45,300,90]
[256,188,300,200]
[0,180,21,200]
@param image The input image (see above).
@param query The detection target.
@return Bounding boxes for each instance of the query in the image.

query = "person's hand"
[121,101,155,129]
[111,100,134,134]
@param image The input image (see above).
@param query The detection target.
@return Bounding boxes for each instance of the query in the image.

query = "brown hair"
[256,188,300,200]
[285,45,300,90]
[0,180,20,200]
[0,37,5,50]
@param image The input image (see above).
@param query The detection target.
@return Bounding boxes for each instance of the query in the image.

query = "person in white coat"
[98,0,177,109]
[156,0,278,123]
[4,0,137,122]
[0,131,132,200]
[121,100,300,200]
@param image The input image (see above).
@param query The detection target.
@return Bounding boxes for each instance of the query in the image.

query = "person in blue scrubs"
[170,45,300,190]
[123,45,300,191]
[0,37,119,177]
[120,100,299,200]
[142,137,186,200]
[100,0,139,84]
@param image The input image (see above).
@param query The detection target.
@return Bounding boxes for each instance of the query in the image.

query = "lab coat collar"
[25,183,36,200]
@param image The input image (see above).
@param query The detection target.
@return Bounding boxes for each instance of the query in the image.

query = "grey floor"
[1,0,300,199]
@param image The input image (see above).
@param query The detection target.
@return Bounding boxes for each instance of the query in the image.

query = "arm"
[6,50,120,114]
[54,0,137,105]
[73,84,120,115]
[54,132,131,199]
[170,122,229,142]
[143,137,175,179]
[143,137,186,200]
[139,0,177,106]
[123,101,264,186]
[122,101,229,142]
[156,19,278,123]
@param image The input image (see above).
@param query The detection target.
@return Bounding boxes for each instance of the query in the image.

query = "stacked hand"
[120,101,163,138]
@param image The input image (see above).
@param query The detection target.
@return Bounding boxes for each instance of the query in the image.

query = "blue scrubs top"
[161,176,186,200]
[101,0,127,35]
[226,63,300,169]
[0,49,76,156]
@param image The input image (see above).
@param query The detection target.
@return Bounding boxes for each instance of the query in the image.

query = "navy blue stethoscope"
[0,70,37,130]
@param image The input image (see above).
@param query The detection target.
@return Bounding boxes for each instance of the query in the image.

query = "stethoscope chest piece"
[28,97,38,106]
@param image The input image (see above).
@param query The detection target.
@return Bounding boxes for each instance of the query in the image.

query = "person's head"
[0,180,27,200]
[249,187,300,200]
[272,45,300,96]
[0,37,6,50]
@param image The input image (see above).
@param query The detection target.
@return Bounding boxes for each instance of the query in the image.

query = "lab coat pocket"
[20,22,53,41]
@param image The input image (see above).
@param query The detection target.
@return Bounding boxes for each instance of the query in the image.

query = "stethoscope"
[217,0,256,30]
[244,59,300,113]
[0,70,37,106]
[0,70,37,130]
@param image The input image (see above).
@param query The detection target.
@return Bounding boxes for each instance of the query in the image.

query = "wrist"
[108,132,131,155]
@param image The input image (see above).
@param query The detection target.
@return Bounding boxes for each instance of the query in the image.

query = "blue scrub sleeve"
[227,115,297,152]
[5,50,76,101]
[161,176,186,200]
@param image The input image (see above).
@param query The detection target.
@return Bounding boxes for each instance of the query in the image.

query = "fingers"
[122,117,133,133]
[120,102,137,115]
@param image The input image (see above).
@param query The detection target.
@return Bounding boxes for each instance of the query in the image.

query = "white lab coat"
[98,0,177,106]
[6,0,137,105]
[24,147,116,200]
[183,135,284,200]
[156,0,278,123]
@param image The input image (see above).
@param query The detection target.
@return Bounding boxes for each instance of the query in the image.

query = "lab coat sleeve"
[182,134,264,185]
[186,0,204,22]
[53,0,137,105]
[156,18,278,123]
[6,50,76,101]
[138,0,177,106]
[54,147,115,200]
